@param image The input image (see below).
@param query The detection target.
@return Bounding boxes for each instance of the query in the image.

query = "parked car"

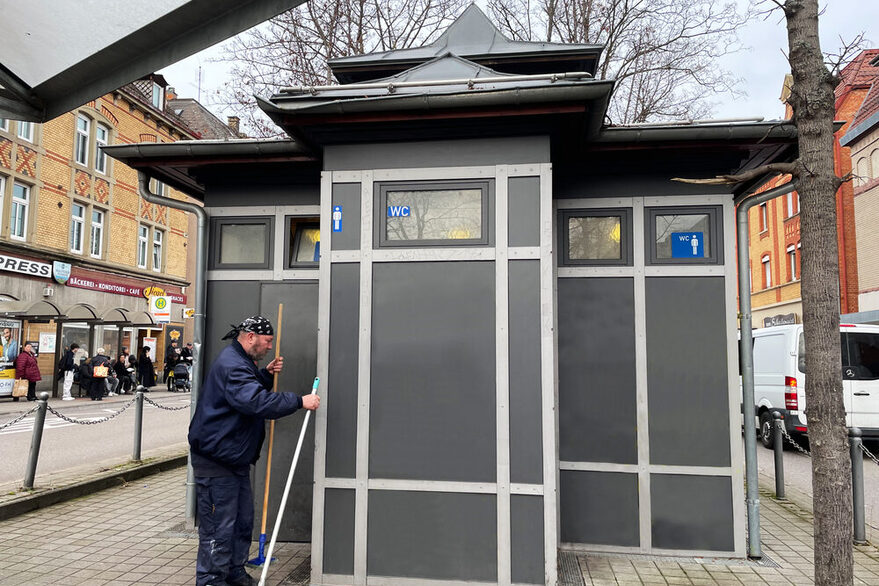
[750,323,879,448]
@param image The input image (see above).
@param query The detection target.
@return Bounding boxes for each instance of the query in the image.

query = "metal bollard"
[772,411,785,499]
[850,427,866,544]
[133,388,144,461]
[23,392,49,489]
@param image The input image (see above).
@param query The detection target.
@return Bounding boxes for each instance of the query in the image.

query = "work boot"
[227,572,255,586]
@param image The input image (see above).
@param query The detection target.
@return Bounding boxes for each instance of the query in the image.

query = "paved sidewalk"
[1,466,878,585]
[0,385,180,418]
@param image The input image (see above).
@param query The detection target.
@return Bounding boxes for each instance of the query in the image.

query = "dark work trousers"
[26,381,36,401]
[196,475,254,586]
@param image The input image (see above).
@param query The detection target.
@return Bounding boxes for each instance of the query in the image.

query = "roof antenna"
[197,66,202,102]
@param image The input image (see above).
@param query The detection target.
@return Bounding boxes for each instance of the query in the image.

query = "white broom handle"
[259,379,319,586]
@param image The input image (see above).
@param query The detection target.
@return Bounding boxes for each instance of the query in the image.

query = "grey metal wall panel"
[511,495,545,584]
[560,470,639,546]
[204,179,320,207]
[323,489,356,576]
[252,281,319,541]
[370,261,496,482]
[508,176,540,248]
[558,278,638,464]
[367,490,497,581]
[645,277,730,467]
[204,281,261,368]
[326,264,360,478]
[651,474,734,551]
[331,183,361,251]
[509,260,543,484]
[324,137,550,170]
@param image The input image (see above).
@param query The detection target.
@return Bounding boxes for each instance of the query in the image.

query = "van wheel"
[759,411,775,449]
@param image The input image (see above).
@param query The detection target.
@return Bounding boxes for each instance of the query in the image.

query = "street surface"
[756,438,879,541]
[0,394,190,487]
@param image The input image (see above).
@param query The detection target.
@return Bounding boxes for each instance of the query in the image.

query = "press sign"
[670,232,704,258]
[388,205,411,217]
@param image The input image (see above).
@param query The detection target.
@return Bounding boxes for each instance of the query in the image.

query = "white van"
[751,323,879,448]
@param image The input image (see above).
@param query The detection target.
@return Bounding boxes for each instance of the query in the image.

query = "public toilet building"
[107,7,797,585]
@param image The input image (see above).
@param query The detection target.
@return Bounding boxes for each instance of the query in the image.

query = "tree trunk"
[785,1,853,584]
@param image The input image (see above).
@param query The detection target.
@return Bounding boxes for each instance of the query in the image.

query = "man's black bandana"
[221,315,275,340]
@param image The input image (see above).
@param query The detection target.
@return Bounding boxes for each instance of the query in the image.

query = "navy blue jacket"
[188,340,302,471]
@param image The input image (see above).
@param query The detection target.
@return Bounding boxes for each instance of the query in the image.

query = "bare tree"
[213,0,467,136]
[487,0,749,123]
[675,1,860,582]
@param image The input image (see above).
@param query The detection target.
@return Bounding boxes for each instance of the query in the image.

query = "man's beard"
[246,348,268,363]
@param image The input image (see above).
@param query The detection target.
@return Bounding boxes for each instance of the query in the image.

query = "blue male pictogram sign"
[332,205,343,232]
[671,232,704,258]
[387,205,411,217]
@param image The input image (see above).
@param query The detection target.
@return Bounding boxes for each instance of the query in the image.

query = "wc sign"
[387,205,411,218]
[670,232,704,258]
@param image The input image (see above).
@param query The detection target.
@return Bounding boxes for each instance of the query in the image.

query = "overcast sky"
[158,0,879,125]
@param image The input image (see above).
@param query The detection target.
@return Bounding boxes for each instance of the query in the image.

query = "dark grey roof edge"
[840,110,879,147]
[103,139,311,159]
[329,44,605,67]
[596,122,798,143]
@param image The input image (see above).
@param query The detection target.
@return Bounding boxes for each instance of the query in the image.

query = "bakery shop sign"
[65,268,185,303]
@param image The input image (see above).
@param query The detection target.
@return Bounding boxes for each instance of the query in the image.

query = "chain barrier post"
[772,412,785,499]
[850,427,866,544]
[133,387,144,462]
[23,392,49,489]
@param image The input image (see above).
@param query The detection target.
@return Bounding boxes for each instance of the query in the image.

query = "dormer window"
[152,81,164,110]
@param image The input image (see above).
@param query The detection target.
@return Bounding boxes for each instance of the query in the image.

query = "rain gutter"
[735,179,799,558]
[138,172,205,528]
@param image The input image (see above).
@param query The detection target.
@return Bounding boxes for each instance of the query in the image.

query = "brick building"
[747,51,879,327]
[0,75,203,397]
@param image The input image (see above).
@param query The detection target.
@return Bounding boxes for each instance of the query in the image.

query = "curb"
[0,453,188,522]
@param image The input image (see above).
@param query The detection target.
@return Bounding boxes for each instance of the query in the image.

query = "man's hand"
[302,394,320,410]
[266,356,283,374]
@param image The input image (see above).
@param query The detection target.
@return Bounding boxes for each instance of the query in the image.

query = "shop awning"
[1,0,306,122]
[65,304,100,321]
[0,299,63,320]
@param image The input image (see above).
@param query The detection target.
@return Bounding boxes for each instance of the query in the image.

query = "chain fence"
[777,421,812,457]
[46,397,138,425]
[0,404,41,431]
[862,442,879,467]
[143,395,190,411]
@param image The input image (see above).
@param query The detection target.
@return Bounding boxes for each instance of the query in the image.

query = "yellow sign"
[183,307,195,318]
[169,329,181,341]
[143,286,166,298]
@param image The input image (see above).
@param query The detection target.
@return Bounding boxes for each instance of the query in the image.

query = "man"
[188,315,320,586]
[58,343,79,400]
[14,343,41,401]
[90,348,112,400]
[1,327,18,363]
[164,341,180,387]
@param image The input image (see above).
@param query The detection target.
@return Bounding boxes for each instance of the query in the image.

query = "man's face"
[2,328,9,340]
[242,332,273,362]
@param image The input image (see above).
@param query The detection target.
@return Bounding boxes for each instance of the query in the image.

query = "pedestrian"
[165,341,181,391]
[78,354,92,398]
[14,342,41,401]
[58,343,78,401]
[188,315,320,586]
[90,349,112,401]
[114,351,130,393]
[138,346,155,389]
[181,342,194,375]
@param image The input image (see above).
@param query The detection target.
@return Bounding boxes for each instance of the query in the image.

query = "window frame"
[374,179,493,248]
[95,123,109,174]
[137,225,149,269]
[759,203,768,232]
[74,114,90,166]
[762,254,771,289]
[559,208,633,266]
[70,202,85,254]
[285,216,321,268]
[16,121,34,143]
[787,244,797,282]
[152,228,165,272]
[10,182,30,241]
[209,216,274,270]
[646,205,723,265]
[90,208,105,258]
[0,118,8,132]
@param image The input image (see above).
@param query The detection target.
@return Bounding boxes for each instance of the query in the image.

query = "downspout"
[138,171,206,528]
[736,179,798,559]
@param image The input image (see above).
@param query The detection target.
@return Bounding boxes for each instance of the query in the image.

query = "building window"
[647,206,722,265]
[75,115,90,165]
[11,182,29,240]
[95,124,109,174]
[0,118,7,132]
[137,225,149,268]
[759,203,768,232]
[151,82,164,110]
[152,229,164,272]
[762,254,771,289]
[210,217,273,269]
[785,193,798,218]
[787,245,797,282]
[71,203,85,253]
[286,217,320,267]
[16,121,34,142]
[90,209,105,258]
[376,180,491,248]
[560,208,633,266]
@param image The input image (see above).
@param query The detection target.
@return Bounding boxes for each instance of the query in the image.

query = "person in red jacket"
[15,342,41,401]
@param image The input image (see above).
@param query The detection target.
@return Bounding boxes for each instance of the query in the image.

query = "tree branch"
[671,161,799,185]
